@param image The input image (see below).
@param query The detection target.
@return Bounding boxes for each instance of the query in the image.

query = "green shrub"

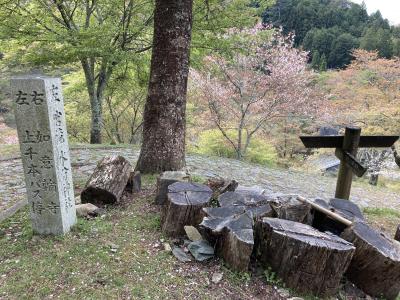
[190,129,277,166]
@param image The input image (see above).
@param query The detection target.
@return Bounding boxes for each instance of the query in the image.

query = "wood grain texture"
[81,155,131,205]
[341,221,400,300]
[255,217,355,297]
[161,182,212,237]
[200,207,257,271]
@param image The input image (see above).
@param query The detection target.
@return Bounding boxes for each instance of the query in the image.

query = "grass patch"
[0,195,195,299]
[0,186,282,299]
[0,144,20,160]
[363,207,400,219]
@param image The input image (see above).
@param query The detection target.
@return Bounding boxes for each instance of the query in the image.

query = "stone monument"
[11,76,76,234]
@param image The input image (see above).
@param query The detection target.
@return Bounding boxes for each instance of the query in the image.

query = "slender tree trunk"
[81,59,103,144]
[237,127,243,160]
[136,0,193,173]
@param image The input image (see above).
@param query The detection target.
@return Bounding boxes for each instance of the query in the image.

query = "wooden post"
[335,127,361,200]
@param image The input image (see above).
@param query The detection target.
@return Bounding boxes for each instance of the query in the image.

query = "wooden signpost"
[300,126,399,200]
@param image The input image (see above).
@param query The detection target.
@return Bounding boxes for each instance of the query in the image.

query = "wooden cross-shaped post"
[300,126,399,200]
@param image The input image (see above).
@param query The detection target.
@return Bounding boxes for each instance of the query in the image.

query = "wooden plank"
[335,149,367,177]
[358,136,399,147]
[300,136,399,148]
[300,136,343,148]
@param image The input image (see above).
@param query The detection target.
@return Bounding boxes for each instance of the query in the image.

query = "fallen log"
[161,182,212,237]
[255,217,355,297]
[341,221,400,300]
[81,155,132,205]
[155,171,190,205]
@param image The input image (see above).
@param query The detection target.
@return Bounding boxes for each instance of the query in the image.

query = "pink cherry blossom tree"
[190,25,325,160]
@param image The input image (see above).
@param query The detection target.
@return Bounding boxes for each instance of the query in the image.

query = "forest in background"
[263,0,400,69]
[0,0,398,171]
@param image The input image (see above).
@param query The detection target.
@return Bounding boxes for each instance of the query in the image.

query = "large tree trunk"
[135,0,193,173]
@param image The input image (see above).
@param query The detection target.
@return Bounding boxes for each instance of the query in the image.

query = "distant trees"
[360,27,393,59]
[0,0,153,144]
[262,0,400,69]
[191,26,324,160]
[321,49,400,143]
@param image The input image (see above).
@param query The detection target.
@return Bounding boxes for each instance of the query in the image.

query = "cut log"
[207,177,238,196]
[341,221,400,300]
[312,198,362,235]
[155,171,190,205]
[199,191,274,271]
[81,155,132,205]
[396,225,400,242]
[125,171,141,193]
[200,207,255,271]
[235,185,274,196]
[269,194,311,224]
[255,218,355,297]
[161,182,212,237]
[330,198,364,220]
[218,191,274,221]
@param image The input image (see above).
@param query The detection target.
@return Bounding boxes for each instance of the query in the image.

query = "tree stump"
[395,225,400,242]
[200,207,255,271]
[155,171,190,205]
[341,221,400,300]
[199,191,274,271]
[125,171,141,193]
[255,217,355,297]
[218,191,273,220]
[268,194,312,224]
[161,182,212,237]
[207,177,238,198]
[81,155,132,205]
[312,198,364,235]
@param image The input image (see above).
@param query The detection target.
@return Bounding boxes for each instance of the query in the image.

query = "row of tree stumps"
[158,172,400,299]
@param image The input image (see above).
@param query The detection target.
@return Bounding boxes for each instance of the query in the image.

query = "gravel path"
[1,146,399,220]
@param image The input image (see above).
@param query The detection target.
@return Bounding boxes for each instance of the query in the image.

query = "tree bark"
[255,218,355,297]
[155,171,191,205]
[200,207,255,272]
[136,0,193,173]
[81,155,132,205]
[341,221,400,300]
[161,182,212,237]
